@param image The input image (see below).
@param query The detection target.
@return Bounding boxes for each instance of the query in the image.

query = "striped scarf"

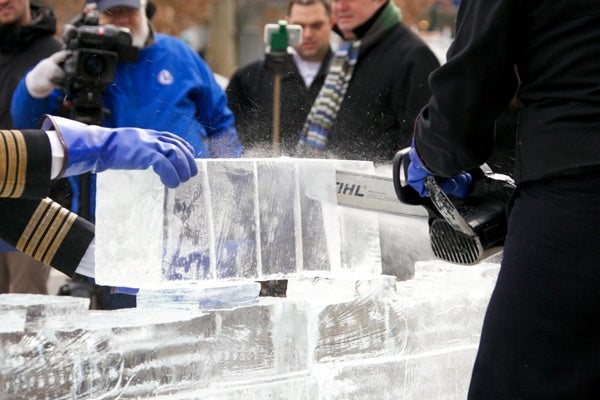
[296,0,402,157]
[296,40,361,157]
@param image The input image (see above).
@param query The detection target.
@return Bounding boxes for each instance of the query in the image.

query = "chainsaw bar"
[335,169,427,218]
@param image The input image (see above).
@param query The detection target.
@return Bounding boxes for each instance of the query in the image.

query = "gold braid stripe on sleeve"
[0,130,27,198]
[16,198,77,265]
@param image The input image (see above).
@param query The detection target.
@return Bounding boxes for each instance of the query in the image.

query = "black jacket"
[227,49,333,156]
[0,129,94,276]
[415,0,600,183]
[0,5,62,128]
[327,3,440,163]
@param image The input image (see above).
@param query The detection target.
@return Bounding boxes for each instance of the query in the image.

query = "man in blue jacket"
[11,0,242,308]
[12,0,241,215]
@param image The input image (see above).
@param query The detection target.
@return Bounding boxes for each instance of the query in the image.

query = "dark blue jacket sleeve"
[11,78,62,129]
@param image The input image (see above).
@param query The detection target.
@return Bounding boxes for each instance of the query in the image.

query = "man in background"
[227,0,333,156]
[297,0,440,162]
[0,0,63,295]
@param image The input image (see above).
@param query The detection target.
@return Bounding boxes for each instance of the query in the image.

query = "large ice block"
[95,158,379,288]
[0,262,499,399]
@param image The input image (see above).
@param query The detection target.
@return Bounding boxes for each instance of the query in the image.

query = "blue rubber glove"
[407,143,472,198]
[41,115,198,188]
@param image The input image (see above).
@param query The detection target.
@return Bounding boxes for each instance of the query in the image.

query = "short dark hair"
[286,0,331,17]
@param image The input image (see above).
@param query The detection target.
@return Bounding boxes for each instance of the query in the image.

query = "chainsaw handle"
[392,147,474,236]
[392,147,430,206]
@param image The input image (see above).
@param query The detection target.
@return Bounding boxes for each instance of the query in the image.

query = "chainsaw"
[333,149,515,264]
[389,148,515,265]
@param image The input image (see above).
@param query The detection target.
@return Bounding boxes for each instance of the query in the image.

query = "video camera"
[263,20,302,76]
[58,7,141,221]
[60,8,138,124]
[62,9,138,91]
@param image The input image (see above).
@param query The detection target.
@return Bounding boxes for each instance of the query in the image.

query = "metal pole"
[272,73,282,157]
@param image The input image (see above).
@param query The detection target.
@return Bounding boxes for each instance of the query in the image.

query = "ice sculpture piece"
[137,280,261,310]
[256,160,298,276]
[163,160,212,281]
[0,294,89,332]
[0,307,25,333]
[95,158,378,288]
[207,160,258,279]
[95,168,165,285]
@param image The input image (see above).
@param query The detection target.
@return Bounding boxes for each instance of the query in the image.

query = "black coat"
[415,0,600,183]
[226,49,333,156]
[0,5,62,128]
[0,129,94,277]
[327,22,440,163]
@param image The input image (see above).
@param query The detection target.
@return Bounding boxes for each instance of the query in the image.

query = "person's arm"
[0,116,198,276]
[391,43,440,148]
[190,55,243,158]
[0,128,94,276]
[414,0,519,177]
[0,197,95,277]
[10,51,66,129]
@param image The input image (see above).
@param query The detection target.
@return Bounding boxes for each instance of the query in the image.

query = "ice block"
[95,158,378,288]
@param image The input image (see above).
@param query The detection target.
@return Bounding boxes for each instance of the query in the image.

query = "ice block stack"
[0,262,500,399]
[95,158,381,289]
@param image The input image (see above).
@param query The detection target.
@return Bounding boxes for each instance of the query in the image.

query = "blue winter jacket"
[12,33,241,157]
[11,33,242,218]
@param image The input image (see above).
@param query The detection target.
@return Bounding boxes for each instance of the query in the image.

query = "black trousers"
[468,171,600,399]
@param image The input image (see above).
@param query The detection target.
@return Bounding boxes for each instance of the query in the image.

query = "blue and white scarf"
[296,39,361,157]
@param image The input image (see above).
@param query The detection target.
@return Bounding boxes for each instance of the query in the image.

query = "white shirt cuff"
[46,130,65,179]
[75,238,95,278]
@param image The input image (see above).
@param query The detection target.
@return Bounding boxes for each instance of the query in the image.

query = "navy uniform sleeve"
[0,129,94,277]
[414,0,519,177]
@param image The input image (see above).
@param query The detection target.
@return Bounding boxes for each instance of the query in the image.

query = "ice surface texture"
[0,262,500,400]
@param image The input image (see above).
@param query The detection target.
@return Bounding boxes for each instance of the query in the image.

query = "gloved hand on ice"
[41,115,198,188]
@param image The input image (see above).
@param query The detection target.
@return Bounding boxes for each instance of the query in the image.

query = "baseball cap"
[93,0,141,12]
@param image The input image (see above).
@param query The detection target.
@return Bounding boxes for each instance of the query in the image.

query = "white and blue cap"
[93,0,141,12]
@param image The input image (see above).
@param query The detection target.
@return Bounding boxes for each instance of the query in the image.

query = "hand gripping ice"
[41,115,198,188]
[406,142,472,198]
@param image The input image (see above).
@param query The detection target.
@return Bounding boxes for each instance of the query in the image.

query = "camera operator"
[11,0,242,309]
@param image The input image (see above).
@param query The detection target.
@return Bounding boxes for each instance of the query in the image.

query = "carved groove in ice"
[95,159,379,288]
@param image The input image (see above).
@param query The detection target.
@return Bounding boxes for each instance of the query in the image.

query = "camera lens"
[83,53,106,76]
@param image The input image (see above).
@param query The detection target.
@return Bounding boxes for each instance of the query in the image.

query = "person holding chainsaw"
[403,0,600,398]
